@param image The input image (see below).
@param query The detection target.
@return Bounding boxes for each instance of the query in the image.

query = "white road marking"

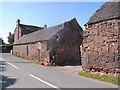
[7,62,18,69]
[29,74,59,89]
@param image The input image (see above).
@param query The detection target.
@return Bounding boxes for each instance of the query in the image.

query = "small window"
[26,45,29,56]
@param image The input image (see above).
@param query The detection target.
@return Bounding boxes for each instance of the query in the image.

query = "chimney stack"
[16,19,20,27]
[43,24,47,28]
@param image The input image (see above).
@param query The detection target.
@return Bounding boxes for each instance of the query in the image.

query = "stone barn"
[13,18,83,66]
[81,1,120,75]
[14,19,44,43]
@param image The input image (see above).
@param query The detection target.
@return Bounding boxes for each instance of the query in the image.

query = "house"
[13,18,83,66]
[14,19,44,43]
[81,1,120,74]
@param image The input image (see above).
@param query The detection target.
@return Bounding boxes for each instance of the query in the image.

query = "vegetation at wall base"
[0,44,13,47]
[15,55,42,65]
[78,71,120,85]
[27,59,41,65]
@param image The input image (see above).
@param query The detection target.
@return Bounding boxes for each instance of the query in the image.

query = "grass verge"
[15,55,41,65]
[26,59,41,65]
[78,72,120,85]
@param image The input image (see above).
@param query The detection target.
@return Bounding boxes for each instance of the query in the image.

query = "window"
[26,45,29,57]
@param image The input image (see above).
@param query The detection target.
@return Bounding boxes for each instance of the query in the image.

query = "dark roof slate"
[20,24,44,32]
[14,18,81,45]
[86,2,120,25]
[14,18,82,45]
[14,23,64,45]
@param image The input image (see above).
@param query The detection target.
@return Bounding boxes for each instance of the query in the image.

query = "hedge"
[0,44,13,53]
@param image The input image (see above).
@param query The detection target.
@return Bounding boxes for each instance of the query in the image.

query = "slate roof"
[19,24,44,32]
[86,1,120,25]
[14,18,81,45]
[14,23,64,45]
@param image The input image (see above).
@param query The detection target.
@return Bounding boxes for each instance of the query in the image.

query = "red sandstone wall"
[55,46,81,65]
[46,20,83,65]
[81,19,120,74]
[13,42,50,65]
[14,27,22,43]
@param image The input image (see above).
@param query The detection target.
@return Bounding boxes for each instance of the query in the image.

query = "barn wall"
[13,19,83,66]
[47,20,83,65]
[55,45,81,65]
[81,19,120,74]
[13,42,50,65]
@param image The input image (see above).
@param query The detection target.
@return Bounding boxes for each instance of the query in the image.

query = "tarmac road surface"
[0,53,118,89]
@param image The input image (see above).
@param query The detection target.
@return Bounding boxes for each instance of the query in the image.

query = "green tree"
[0,37,5,44]
[7,32,14,44]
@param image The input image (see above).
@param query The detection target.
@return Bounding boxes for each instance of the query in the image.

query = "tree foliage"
[7,32,14,44]
[0,37,5,44]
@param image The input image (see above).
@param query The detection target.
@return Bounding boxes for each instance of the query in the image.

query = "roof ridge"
[86,2,120,25]
[20,24,43,28]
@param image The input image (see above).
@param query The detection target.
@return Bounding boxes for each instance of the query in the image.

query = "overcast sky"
[0,2,108,43]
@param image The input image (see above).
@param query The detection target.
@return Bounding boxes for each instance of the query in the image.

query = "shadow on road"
[0,74,17,89]
[0,61,6,65]
[0,60,6,72]
[0,60,17,89]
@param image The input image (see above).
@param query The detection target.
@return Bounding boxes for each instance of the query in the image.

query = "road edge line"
[29,74,59,89]
[7,62,18,69]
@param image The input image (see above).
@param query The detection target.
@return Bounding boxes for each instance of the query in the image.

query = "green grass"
[78,72,120,85]
[0,44,13,46]
[15,55,59,68]
[15,55,41,65]
[26,59,41,65]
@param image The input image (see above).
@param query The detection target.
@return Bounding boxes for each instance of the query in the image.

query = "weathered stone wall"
[13,42,50,65]
[48,37,81,66]
[47,19,83,65]
[81,19,120,75]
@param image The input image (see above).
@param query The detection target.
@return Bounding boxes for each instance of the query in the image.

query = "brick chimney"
[14,19,20,43]
[16,19,20,27]
[43,24,47,28]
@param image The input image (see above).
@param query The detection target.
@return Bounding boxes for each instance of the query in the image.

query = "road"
[0,53,118,89]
